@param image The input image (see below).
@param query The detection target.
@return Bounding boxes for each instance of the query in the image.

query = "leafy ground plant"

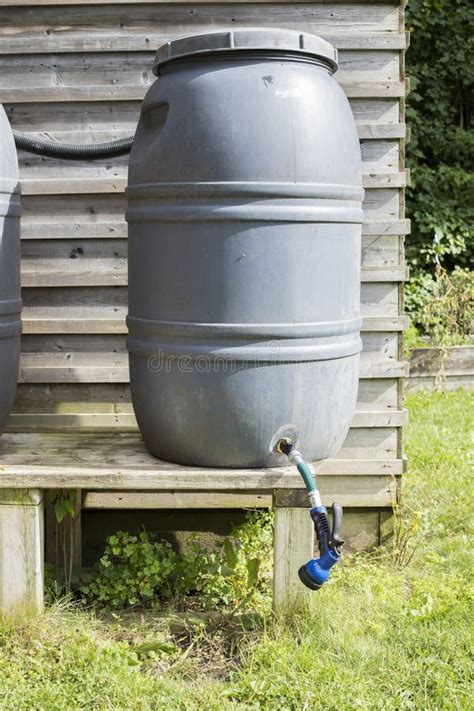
[80,531,179,608]
[80,510,273,612]
[174,510,273,612]
[1,391,472,710]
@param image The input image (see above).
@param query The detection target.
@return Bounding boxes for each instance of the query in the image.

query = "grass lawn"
[0,391,472,710]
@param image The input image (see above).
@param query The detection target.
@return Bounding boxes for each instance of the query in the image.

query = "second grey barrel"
[127,28,363,467]
[0,106,21,435]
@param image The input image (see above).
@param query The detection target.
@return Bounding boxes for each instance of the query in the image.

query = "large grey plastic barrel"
[0,106,21,436]
[127,28,363,467]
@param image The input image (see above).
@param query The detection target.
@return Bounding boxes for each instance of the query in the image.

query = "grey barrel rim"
[153,27,338,74]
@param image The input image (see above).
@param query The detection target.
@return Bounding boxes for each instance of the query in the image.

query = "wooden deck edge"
[0,463,403,489]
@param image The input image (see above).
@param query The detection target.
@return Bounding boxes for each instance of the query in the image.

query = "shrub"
[405,266,473,346]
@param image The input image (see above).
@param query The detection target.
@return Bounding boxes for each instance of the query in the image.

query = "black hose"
[13,130,134,160]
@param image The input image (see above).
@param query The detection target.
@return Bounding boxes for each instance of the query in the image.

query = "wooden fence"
[408,346,474,391]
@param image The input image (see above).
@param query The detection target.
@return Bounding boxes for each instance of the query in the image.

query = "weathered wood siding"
[0,0,408,507]
[408,346,474,392]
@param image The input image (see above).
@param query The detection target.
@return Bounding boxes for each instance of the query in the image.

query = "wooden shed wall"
[0,0,408,505]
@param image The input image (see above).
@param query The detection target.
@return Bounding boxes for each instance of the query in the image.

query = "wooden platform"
[0,431,399,613]
[0,432,402,498]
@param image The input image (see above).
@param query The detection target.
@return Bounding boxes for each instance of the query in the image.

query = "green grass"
[1,391,473,710]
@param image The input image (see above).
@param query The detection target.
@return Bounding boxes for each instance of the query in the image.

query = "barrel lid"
[153,28,338,74]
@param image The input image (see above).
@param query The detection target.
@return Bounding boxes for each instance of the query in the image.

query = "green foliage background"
[406,0,473,275]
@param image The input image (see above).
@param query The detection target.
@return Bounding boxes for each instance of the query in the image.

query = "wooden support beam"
[0,489,44,613]
[273,507,313,610]
[83,491,272,509]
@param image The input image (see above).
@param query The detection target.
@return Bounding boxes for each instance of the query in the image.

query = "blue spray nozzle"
[298,549,340,590]
[299,503,344,590]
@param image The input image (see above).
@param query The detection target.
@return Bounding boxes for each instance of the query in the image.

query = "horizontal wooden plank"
[20,315,407,335]
[19,262,407,287]
[21,259,128,287]
[6,412,138,430]
[0,0,404,6]
[5,99,402,130]
[83,491,273,509]
[6,409,407,433]
[18,188,401,239]
[18,172,406,196]
[16,139,400,180]
[21,316,128,334]
[16,351,408,383]
[0,4,401,47]
[8,384,403,427]
[361,282,400,317]
[362,220,409,235]
[362,361,408,378]
[1,80,405,104]
[361,234,401,266]
[82,477,394,510]
[21,232,402,266]
[19,264,408,289]
[8,123,407,142]
[8,139,405,180]
[0,34,407,54]
[10,376,399,414]
[350,409,407,427]
[19,331,399,355]
[0,470,400,506]
[20,222,126,240]
[406,376,473,393]
[16,334,402,416]
[360,266,407,282]
[19,219,410,240]
[273,481,396,508]
[362,173,406,188]
[408,346,474,378]
[362,316,407,332]
[357,123,406,139]
[19,282,399,317]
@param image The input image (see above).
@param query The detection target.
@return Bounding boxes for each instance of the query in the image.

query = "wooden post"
[0,489,44,613]
[273,496,314,611]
